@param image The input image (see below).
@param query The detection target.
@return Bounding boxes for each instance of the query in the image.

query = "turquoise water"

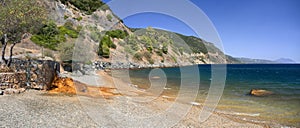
[124,64,300,127]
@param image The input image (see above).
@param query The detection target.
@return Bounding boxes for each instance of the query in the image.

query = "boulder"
[249,89,273,96]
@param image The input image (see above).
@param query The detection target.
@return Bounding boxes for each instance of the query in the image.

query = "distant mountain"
[235,57,297,64]
[274,58,296,63]
[236,57,274,64]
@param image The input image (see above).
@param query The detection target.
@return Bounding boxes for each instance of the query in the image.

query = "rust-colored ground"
[49,75,121,99]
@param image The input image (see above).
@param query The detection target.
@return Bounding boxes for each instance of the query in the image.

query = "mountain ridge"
[12,0,241,68]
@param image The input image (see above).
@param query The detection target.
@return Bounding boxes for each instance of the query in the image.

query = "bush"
[44,49,55,59]
[156,50,163,56]
[134,52,142,61]
[75,16,83,21]
[179,47,184,55]
[92,13,99,20]
[57,42,75,61]
[146,42,153,52]
[64,15,69,19]
[98,36,116,58]
[144,51,151,59]
[31,21,79,50]
[100,4,110,11]
[101,44,110,58]
[176,33,208,54]
[110,43,117,49]
[90,31,101,42]
[58,0,107,15]
[107,14,112,22]
[124,46,134,55]
[58,26,79,38]
[105,29,128,39]
[162,42,168,54]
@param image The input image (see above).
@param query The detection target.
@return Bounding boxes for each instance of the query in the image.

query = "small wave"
[234,112,260,117]
[217,110,260,117]
[162,95,173,99]
[190,102,201,106]
[164,87,172,90]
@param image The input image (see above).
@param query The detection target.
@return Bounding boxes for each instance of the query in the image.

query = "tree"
[0,0,47,67]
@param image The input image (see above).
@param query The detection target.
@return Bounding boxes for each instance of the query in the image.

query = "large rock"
[249,89,273,96]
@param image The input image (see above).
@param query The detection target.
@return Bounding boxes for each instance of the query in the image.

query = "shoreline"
[0,70,288,127]
[78,70,284,127]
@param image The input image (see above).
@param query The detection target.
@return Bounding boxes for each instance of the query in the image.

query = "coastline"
[75,70,284,127]
[0,70,286,127]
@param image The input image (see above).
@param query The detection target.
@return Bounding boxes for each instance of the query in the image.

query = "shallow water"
[113,64,300,127]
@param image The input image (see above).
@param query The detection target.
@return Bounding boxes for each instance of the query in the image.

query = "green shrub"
[31,35,60,50]
[162,42,168,54]
[100,4,110,11]
[148,59,154,64]
[176,34,208,54]
[146,42,153,52]
[179,47,184,55]
[156,50,163,57]
[64,15,69,19]
[171,55,177,63]
[144,51,151,59]
[134,52,142,61]
[124,46,134,55]
[110,43,117,49]
[44,49,55,59]
[58,0,107,15]
[90,31,101,42]
[105,29,128,39]
[75,16,83,21]
[101,36,116,48]
[92,13,99,19]
[101,44,110,58]
[107,14,112,22]
[57,42,75,61]
[98,36,116,58]
[58,26,79,38]
[31,21,79,50]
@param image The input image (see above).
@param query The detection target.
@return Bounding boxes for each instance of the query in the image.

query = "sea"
[118,64,300,127]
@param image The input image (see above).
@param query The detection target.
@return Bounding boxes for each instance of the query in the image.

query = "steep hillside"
[14,0,239,68]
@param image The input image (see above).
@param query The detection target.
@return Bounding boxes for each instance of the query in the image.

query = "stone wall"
[0,72,26,89]
[0,59,60,90]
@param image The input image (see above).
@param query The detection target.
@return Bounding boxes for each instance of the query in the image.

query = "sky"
[102,0,300,62]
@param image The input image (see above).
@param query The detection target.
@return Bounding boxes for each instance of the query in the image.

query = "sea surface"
[118,64,300,127]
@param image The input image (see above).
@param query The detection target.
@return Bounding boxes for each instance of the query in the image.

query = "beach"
[0,69,286,128]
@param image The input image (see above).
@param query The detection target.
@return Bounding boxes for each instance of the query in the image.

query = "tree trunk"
[7,42,17,67]
[1,34,8,64]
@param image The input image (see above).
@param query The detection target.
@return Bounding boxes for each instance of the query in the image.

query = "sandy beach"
[0,71,283,127]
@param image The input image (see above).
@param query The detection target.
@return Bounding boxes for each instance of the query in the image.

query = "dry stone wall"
[0,59,60,92]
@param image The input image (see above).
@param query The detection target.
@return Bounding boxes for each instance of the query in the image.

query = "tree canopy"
[0,0,47,66]
[0,0,48,43]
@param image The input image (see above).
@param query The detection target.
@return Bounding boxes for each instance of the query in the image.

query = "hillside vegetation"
[25,0,239,66]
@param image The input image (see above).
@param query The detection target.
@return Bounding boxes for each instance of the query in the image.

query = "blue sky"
[102,0,300,62]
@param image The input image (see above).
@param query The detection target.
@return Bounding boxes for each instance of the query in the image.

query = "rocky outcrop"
[249,89,273,96]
